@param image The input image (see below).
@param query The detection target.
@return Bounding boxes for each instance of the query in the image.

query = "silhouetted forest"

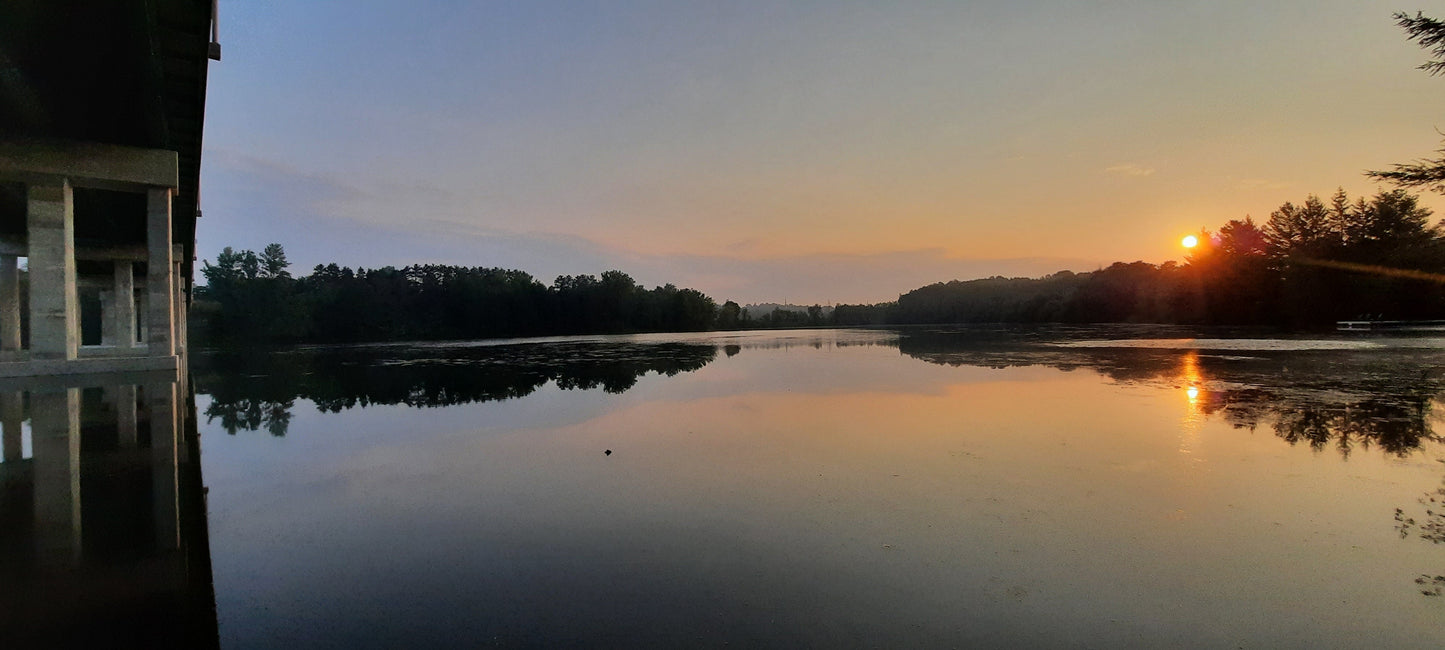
[732,188,1445,329]
[193,247,720,344]
[879,189,1445,327]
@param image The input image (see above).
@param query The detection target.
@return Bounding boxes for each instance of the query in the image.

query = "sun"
[1181,235,1199,249]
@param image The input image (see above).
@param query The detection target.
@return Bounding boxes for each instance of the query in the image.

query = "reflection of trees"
[195,342,718,434]
[1395,464,1445,597]
[713,336,895,352]
[204,398,295,436]
[1395,476,1445,545]
[1223,394,1439,457]
[899,330,1445,457]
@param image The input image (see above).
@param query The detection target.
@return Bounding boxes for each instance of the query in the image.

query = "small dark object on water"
[605,449,612,456]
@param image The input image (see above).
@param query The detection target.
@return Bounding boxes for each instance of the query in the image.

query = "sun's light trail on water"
[1177,350,1207,458]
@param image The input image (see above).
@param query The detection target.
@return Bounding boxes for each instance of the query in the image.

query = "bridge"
[0,3,221,643]
[0,0,219,377]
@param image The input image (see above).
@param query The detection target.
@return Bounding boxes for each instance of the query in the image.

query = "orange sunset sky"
[199,1,1445,303]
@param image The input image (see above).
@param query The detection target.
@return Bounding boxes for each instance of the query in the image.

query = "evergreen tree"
[1368,12,1445,193]
[260,243,291,279]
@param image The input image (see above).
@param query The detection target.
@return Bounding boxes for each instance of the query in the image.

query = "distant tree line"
[746,304,829,328]
[863,189,1445,328]
[193,249,720,344]
[194,189,1445,344]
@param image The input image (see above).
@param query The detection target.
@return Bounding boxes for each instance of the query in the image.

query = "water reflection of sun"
[1177,350,1206,455]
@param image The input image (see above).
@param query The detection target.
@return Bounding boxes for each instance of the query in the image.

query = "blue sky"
[198,1,1445,303]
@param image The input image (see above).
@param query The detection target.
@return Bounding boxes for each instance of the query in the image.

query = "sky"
[199,1,1445,304]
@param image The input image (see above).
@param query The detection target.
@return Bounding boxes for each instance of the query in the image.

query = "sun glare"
[1181,235,1199,249]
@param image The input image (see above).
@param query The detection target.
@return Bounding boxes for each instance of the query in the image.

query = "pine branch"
[1395,11,1445,75]
[1366,159,1445,194]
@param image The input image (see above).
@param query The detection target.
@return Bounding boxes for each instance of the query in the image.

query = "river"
[7,326,1445,647]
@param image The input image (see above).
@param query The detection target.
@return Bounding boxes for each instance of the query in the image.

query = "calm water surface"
[191,327,1445,645]
[7,327,1440,646]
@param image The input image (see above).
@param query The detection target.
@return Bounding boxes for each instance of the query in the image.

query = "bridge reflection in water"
[0,371,216,647]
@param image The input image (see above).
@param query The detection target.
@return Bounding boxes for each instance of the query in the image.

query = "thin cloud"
[1104,163,1156,177]
[725,238,762,253]
[200,150,1107,303]
[1237,178,1290,190]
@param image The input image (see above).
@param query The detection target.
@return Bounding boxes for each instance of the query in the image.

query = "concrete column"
[0,254,20,352]
[98,289,112,346]
[180,280,189,352]
[171,248,184,353]
[178,292,188,351]
[28,180,78,360]
[138,290,149,343]
[146,187,174,357]
[116,384,138,448]
[111,261,136,348]
[148,381,179,550]
[33,388,81,567]
[1,391,21,462]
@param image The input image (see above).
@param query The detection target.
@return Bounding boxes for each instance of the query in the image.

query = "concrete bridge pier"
[27,179,78,361]
[105,262,138,349]
[147,188,175,360]
[0,141,188,377]
[0,255,20,353]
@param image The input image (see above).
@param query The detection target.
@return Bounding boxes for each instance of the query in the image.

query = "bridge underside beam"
[0,139,178,192]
